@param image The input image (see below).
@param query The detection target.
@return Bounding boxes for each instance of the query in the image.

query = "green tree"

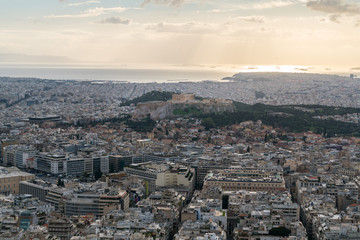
[125,116,155,133]
[264,133,269,142]
[202,118,215,131]
[120,91,174,106]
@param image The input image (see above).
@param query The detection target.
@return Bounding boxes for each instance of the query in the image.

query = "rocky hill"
[133,94,235,120]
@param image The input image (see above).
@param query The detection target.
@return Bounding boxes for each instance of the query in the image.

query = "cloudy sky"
[1,0,360,67]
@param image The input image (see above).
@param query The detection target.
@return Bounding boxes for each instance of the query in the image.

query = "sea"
[0,64,235,83]
[0,64,358,83]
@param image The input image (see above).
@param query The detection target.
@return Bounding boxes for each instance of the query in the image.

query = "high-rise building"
[92,156,101,175]
[100,155,109,174]
[2,144,34,167]
[36,154,67,175]
[84,157,93,175]
[1,140,18,161]
[109,155,130,173]
[66,158,84,176]
[3,149,15,166]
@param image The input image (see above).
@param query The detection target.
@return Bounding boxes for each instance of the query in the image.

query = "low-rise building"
[0,166,35,195]
[203,167,286,194]
[125,162,195,196]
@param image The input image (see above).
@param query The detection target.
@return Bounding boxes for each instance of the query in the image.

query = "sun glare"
[237,65,311,73]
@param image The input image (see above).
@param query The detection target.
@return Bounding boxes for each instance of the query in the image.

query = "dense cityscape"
[2,0,360,238]
[0,73,360,239]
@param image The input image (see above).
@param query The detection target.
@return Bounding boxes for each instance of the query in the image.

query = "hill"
[199,103,360,137]
[120,91,174,106]
[124,91,360,137]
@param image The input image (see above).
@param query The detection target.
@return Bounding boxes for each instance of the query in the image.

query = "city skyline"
[1,0,360,68]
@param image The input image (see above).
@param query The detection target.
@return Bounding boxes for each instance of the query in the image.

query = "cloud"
[236,0,295,10]
[45,7,126,18]
[233,16,267,24]
[329,14,341,23]
[99,17,130,25]
[146,21,217,34]
[306,0,360,15]
[207,1,294,14]
[67,1,100,7]
[141,0,187,8]
[207,1,294,15]
[251,0,295,9]
[208,9,230,13]
[60,30,93,36]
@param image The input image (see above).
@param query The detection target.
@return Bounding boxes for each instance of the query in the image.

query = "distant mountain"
[222,72,347,82]
[0,53,77,64]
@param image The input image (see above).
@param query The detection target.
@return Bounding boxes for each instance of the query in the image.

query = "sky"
[0,0,360,68]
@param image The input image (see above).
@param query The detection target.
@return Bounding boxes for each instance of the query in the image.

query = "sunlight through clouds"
[0,0,359,67]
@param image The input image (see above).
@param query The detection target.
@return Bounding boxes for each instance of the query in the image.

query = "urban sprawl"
[1,73,360,240]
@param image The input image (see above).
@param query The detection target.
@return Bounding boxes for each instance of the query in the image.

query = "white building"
[3,145,36,169]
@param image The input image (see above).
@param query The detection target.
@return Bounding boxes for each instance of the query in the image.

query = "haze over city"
[1,0,360,69]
